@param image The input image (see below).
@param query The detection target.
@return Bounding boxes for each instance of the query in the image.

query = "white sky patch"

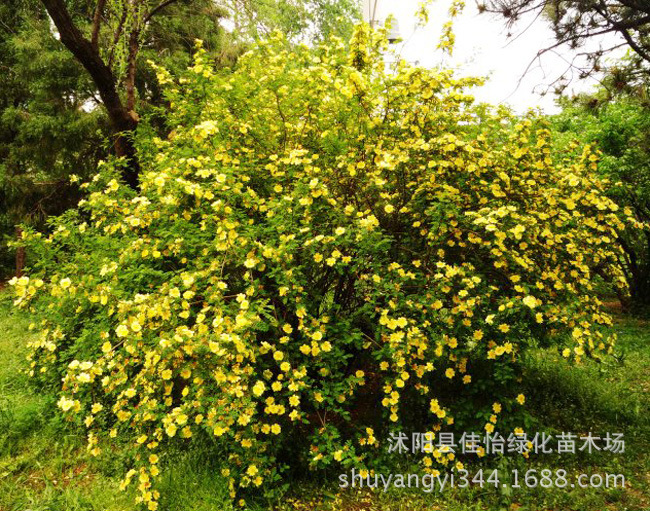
[368,0,627,114]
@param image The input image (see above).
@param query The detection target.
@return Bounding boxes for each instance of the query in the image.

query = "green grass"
[0,292,137,511]
[1,291,648,511]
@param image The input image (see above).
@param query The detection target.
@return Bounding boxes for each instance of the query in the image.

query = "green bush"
[11,26,630,509]
[553,96,650,309]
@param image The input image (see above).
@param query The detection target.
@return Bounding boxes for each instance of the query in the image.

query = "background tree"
[38,0,229,188]
[224,0,359,43]
[479,0,650,309]
[1,0,228,277]
[39,0,359,188]
[1,0,359,279]
[479,0,650,88]
[552,89,650,310]
[0,1,108,278]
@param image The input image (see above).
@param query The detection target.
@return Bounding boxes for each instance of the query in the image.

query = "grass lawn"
[1,290,648,511]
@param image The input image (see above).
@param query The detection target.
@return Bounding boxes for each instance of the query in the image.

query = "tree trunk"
[41,0,140,189]
[15,226,25,278]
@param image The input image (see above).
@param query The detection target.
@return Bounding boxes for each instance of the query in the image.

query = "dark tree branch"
[144,0,182,24]
[619,27,650,63]
[41,0,140,189]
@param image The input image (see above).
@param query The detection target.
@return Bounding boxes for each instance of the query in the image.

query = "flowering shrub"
[11,25,630,509]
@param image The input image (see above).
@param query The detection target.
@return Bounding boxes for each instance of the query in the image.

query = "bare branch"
[91,0,107,50]
[107,4,128,68]
[125,28,140,112]
[480,0,650,90]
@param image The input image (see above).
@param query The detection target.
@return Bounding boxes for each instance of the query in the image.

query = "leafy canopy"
[553,94,650,307]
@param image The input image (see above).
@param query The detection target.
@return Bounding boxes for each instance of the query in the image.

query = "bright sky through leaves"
[370,0,626,113]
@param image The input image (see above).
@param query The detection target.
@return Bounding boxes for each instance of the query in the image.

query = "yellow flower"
[384,204,395,213]
[516,394,525,405]
[115,324,129,338]
[445,368,455,379]
[252,381,266,396]
[246,465,258,477]
[522,295,538,308]
[57,396,75,412]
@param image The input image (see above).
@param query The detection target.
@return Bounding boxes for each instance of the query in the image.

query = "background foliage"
[0,0,359,279]
[553,91,650,309]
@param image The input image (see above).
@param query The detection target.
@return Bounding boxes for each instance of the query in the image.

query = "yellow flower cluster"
[11,24,630,506]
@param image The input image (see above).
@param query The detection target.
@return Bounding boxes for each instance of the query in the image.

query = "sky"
[365,0,627,114]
